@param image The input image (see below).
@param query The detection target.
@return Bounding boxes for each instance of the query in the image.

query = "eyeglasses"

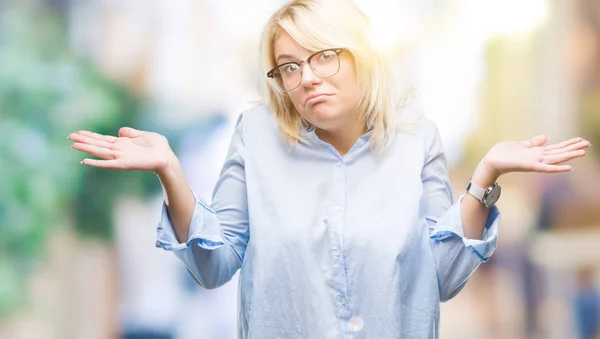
[267,48,348,92]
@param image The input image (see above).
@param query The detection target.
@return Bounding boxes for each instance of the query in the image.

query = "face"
[272,32,362,133]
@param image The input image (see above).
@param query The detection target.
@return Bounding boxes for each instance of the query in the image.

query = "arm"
[69,114,250,289]
[461,135,589,239]
[156,114,249,289]
[156,159,196,244]
[424,125,589,302]
[421,124,500,301]
[460,163,499,239]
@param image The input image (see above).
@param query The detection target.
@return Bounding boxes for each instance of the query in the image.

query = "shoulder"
[395,96,441,147]
[230,104,283,151]
[233,104,277,134]
[236,104,276,127]
[389,94,446,164]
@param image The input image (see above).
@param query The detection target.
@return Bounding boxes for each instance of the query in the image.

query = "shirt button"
[349,316,364,332]
[337,161,343,167]
[335,205,343,212]
[332,248,341,257]
[340,297,347,305]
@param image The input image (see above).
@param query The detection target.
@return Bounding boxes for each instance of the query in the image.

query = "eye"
[281,63,300,74]
[318,50,336,61]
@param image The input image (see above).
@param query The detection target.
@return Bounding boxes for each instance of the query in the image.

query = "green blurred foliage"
[0,3,156,317]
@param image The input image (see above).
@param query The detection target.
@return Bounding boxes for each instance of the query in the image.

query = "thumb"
[520,134,549,147]
[118,127,142,138]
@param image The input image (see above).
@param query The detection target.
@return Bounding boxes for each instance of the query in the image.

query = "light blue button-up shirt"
[156,103,500,339]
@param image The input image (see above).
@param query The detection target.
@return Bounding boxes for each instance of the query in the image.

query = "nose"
[299,62,322,88]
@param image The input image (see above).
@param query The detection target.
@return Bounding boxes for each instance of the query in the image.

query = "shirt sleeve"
[155,113,249,289]
[420,119,501,301]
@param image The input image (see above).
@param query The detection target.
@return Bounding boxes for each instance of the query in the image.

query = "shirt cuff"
[156,188,225,251]
[429,195,500,262]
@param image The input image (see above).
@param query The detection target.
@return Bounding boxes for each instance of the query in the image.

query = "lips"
[305,93,332,105]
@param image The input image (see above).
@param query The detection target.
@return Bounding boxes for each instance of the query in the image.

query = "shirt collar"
[296,124,373,157]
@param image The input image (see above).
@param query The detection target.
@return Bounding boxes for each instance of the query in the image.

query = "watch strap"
[466,180,487,201]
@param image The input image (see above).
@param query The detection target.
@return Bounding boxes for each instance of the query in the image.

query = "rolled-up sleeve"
[421,119,501,302]
[155,113,249,289]
[429,195,500,261]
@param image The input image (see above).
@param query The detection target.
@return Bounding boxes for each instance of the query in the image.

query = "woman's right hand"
[68,127,178,176]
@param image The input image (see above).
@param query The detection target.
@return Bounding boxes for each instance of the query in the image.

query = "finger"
[70,130,117,143]
[118,127,143,138]
[81,158,123,169]
[68,134,114,149]
[545,139,591,155]
[532,162,572,173]
[542,149,586,164]
[520,135,548,148]
[72,143,118,160]
[545,137,584,150]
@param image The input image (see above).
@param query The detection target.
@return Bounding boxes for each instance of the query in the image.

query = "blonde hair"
[259,0,415,152]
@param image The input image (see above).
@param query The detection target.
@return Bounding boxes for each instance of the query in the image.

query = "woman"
[68,0,590,337]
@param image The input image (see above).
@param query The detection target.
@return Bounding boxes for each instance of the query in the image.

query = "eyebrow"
[276,54,297,63]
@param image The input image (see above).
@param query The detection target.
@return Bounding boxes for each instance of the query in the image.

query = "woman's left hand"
[481,135,591,177]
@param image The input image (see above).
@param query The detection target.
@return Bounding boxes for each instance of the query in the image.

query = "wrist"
[472,159,500,188]
[156,153,181,181]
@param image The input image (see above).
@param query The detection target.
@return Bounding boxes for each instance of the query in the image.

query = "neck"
[315,119,367,156]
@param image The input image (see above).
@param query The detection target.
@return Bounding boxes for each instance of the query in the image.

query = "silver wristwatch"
[465,179,502,208]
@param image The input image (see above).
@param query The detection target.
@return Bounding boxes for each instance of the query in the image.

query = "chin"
[307,104,341,124]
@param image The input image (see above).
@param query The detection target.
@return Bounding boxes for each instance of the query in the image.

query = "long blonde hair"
[259,0,414,151]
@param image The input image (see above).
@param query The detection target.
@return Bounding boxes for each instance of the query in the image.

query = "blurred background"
[0,0,599,338]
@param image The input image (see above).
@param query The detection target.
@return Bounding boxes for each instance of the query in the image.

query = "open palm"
[68,127,176,174]
[483,135,591,175]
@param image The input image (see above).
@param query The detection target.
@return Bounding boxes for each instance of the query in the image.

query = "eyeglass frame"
[266,48,349,92]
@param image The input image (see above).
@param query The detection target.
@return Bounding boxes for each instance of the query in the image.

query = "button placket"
[330,157,350,315]
[336,294,348,305]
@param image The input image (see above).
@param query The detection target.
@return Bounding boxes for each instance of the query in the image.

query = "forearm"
[157,157,196,244]
[461,160,500,239]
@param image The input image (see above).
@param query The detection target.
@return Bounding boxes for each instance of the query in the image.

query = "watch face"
[485,186,502,206]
